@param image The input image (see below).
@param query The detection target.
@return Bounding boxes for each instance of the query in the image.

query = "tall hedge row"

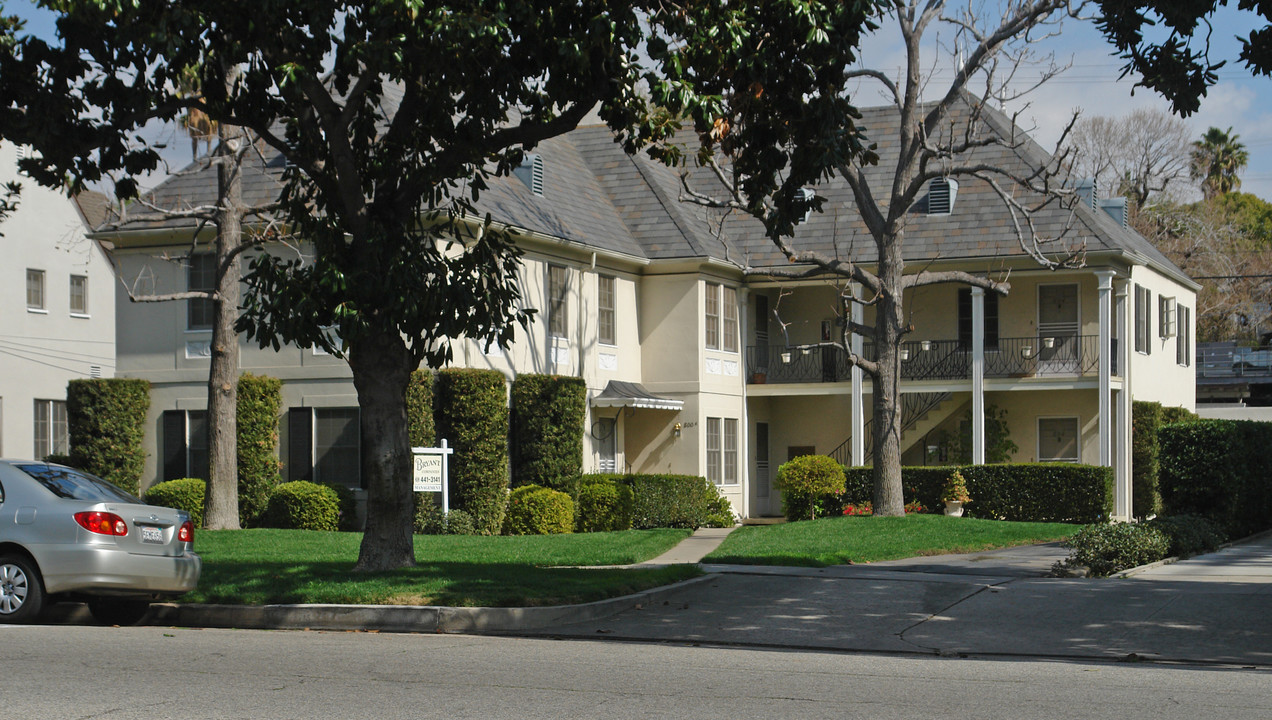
[840,463,1112,523]
[1160,419,1272,537]
[1131,401,1163,519]
[66,379,150,496]
[237,374,284,527]
[406,369,435,448]
[510,374,586,491]
[434,368,509,535]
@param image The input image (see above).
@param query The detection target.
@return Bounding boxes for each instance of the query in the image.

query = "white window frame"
[706,416,739,486]
[187,254,216,331]
[26,269,45,312]
[1133,284,1152,355]
[33,399,68,459]
[1177,304,1192,367]
[1159,295,1177,338]
[705,282,720,349]
[597,275,616,346]
[69,274,89,316]
[722,286,738,353]
[1037,416,1080,463]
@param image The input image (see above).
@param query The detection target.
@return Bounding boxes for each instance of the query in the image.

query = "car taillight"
[177,520,194,545]
[75,511,128,536]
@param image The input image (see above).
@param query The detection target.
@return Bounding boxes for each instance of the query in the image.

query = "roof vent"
[1076,178,1098,209]
[514,153,544,197]
[928,178,958,215]
[1098,197,1128,229]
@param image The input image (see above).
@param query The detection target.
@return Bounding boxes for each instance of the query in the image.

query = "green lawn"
[185,528,697,608]
[704,514,1077,567]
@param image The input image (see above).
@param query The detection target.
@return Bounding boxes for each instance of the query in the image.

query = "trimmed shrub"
[776,455,846,520]
[443,509,478,536]
[1063,522,1170,577]
[414,503,479,535]
[1131,401,1163,519]
[1148,514,1228,558]
[66,379,150,496]
[510,374,586,491]
[237,374,284,527]
[504,485,575,535]
[321,482,360,531]
[621,474,721,530]
[1159,419,1272,536]
[1160,406,1199,425]
[575,476,633,533]
[435,368,510,535]
[143,478,205,527]
[704,495,736,528]
[262,481,340,531]
[407,369,435,448]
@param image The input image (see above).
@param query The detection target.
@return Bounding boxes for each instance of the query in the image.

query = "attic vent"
[514,153,544,197]
[1098,197,1128,229]
[15,145,28,160]
[794,188,815,224]
[1076,178,1098,209]
[89,365,102,378]
[928,178,958,215]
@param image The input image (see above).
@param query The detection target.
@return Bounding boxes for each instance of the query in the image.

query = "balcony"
[747,335,1114,384]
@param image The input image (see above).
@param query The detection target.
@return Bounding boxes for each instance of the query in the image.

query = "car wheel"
[0,554,44,624]
[87,598,151,626]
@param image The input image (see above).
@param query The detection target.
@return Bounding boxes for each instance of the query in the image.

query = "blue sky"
[6,0,1272,200]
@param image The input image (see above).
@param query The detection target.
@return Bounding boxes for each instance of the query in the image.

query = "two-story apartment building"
[0,141,116,460]
[99,103,1196,522]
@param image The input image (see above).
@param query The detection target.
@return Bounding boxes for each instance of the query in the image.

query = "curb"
[1111,527,1272,579]
[143,573,716,634]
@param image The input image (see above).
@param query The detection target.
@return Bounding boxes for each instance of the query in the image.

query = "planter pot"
[751,373,767,384]
[943,500,964,517]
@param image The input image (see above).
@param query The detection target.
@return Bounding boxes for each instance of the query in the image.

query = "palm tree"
[1191,126,1249,199]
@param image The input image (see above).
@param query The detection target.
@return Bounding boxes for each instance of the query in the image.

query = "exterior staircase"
[829,392,964,466]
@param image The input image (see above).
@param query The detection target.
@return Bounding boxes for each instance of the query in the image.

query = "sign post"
[412,439,454,513]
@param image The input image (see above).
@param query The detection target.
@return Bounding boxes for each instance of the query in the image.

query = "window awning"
[591,381,683,411]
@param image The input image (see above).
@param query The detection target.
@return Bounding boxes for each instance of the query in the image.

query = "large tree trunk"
[351,330,417,572]
[871,231,907,516]
[203,121,243,530]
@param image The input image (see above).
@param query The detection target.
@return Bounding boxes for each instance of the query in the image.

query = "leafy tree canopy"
[1093,0,1272,116]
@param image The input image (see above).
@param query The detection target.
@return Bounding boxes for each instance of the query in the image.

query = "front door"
[753,423,775,515]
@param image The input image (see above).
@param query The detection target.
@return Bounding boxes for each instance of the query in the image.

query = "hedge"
[841,464,1113,523]
[66,379,150,496]
[1131,401,1162,519]
[262,481,341,531]
[618,473,721,530]
[435,368,509,535]
[1159,419,1272,537]
[510,374,586,491]
[143,478,205,527]
[503,484,575,535]
[407,369,435,448]
[237,374,283,527]
[1064,522,1171,577]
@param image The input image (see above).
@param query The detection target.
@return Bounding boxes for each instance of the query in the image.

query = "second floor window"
[187,254,216,331]
[70,275,88,315]
[26,269,45,311]
[1134,284,1152,354]
[598,275,616,346]
[548,264,569,339]
[957,288,999,350]
[1177,305,1192,366]
[705,283,738,352]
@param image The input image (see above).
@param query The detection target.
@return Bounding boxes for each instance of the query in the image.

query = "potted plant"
[940,470,971,517]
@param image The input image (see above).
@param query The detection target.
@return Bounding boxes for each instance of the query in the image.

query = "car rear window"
[16,464,144,504]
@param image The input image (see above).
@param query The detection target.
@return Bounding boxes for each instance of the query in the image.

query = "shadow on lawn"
[190,560,699,607]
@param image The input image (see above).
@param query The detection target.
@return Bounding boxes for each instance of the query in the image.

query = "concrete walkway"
[635,526,737,566]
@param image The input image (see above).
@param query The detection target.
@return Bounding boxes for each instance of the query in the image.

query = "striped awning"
[590,380,683,410]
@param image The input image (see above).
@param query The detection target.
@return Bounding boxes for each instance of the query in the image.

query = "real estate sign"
[412,440,454,513]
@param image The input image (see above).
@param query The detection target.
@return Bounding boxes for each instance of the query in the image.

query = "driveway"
[522,535,1272,667]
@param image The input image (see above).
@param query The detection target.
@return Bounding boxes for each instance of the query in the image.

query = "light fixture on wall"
[673,422,682,437]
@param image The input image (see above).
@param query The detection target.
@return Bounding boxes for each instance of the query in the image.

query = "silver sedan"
[0,460,201,625]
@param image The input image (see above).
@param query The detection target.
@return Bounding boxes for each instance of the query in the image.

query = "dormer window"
[794,188,814,224]
[514,153,544,197]
[928,178,958,215]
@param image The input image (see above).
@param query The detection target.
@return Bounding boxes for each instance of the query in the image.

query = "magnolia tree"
[0,0,884,569]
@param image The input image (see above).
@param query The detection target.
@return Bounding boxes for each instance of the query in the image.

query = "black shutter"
[288,408,313,482]
[161,410,187,482]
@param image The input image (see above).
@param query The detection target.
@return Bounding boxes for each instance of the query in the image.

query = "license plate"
[140,526,164,544]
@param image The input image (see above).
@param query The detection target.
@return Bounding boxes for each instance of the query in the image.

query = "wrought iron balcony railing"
[747,335,1114,384]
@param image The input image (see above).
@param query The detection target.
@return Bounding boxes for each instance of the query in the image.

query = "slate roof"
[115,96,1190,285]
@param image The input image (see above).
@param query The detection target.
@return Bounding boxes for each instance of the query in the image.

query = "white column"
[1096,271,1114,473]
[739,287,751,520]
[1115,278,1132,520]
[851,283,865,466]
[971,286,985,465]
